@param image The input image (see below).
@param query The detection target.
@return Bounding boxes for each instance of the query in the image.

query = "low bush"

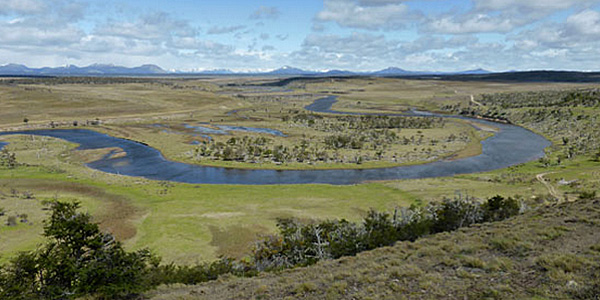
[253,195,521,271]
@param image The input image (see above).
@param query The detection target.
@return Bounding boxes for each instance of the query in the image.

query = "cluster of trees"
[188,113,461,165]
[191,136,329,163]
[444,89,600,159]
[0,195,521,299]
[289,113,445,132]
[252,195,521,270]
[189,131,458,165]
[323,130,396,150]
[0,149,17,169]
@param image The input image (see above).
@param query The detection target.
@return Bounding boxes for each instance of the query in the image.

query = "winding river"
[0,96,550,185]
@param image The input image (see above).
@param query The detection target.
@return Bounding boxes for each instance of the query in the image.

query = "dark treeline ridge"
[478,88,600,109]
[0,195,521,299]
[420,71,600,83]
[257,71,600,88]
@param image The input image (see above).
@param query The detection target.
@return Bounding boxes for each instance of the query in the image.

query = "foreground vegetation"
[149,197,600,300]
[0,193,522,299]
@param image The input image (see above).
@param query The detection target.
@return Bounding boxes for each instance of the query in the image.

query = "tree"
[0,201,153,299]
[362,210,397,249]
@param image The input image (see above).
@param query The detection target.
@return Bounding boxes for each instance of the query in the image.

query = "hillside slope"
[148,199,600,299]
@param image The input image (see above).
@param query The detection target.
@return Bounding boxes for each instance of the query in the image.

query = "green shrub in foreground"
[253,195,522,271]
[0,201,153,300]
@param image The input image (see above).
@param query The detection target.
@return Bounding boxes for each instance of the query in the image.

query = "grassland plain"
[147,198,600,300]
[0,135,416,263]
[1,76,599,266]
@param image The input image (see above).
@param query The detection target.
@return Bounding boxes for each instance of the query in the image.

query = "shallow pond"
[184,124,286,137]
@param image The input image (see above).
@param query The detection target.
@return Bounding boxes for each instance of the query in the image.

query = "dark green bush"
[0,201,153,300]
[483,195,520,222]
[579,190,597,200]
[432,198,483,233]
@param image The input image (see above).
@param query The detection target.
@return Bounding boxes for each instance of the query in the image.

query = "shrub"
[482,195,520,222]
[0,149,17,169]
[432,198,483,232]
[0,201,154,299]
[362,210,397,249]
[252,195,521,271]
[146,258,254,287]
[579,190,597,200]
[6,216,17,227]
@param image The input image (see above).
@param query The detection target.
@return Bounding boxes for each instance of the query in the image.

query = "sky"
[1,0,600,72]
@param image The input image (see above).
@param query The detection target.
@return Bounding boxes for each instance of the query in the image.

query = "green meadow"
[1,76,599,265]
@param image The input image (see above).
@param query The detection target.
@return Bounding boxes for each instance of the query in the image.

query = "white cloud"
[511,10,600,50]
[0,0,87,48]
[425,0,600,34]
[207,25,246,35]
[357,0,407,6]
[0,23,83,47]
[316,0,418,30]
[0,0,46,15]
[1,0,600,72]
[427,14,517,34]
[531,49,568,58]
[400,35,478,53]
[565,9,600,37]
[95,12,197,41]
[302,32,399,57]
[249,6,280,20]
[474,0,597,13]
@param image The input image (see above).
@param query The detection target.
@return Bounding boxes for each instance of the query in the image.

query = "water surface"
[0,97,550,185]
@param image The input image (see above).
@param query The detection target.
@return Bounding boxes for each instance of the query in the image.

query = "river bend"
[0,96,550,184]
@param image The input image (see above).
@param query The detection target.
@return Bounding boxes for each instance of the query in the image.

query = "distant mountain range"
[256,66,493,76]
[0,63,494,76]
[0,64,168,76]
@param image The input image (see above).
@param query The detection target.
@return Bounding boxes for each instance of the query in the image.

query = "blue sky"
[1,0,600,71]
